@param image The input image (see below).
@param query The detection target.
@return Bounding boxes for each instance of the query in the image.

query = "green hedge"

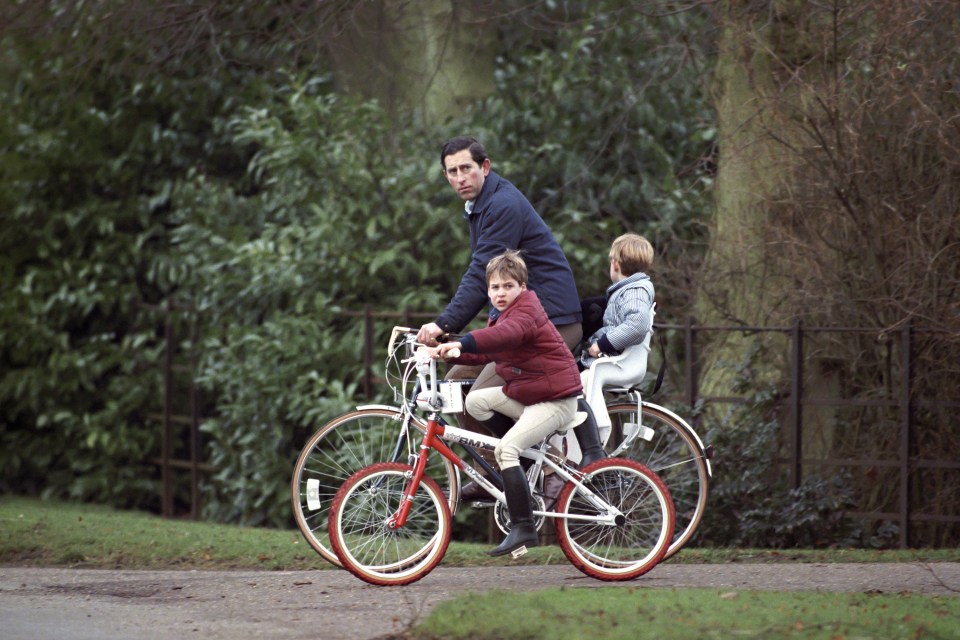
[2,4,716,531]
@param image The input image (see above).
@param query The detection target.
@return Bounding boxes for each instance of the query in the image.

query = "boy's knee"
[464,393,493,422]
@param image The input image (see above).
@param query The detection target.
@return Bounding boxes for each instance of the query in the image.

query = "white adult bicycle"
[292,325,711,566]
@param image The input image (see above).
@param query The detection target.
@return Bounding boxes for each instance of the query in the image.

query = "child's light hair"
[610,233,654,276]
[486,250,528,286]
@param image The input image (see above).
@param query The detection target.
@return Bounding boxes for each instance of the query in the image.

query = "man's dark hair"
[440,136,488,168]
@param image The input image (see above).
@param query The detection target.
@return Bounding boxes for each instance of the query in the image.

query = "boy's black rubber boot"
[459,412,516,503]
[489,466,539,557]
[574,398,607,468]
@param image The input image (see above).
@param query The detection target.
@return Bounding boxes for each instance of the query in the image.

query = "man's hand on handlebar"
[417,322,444,347]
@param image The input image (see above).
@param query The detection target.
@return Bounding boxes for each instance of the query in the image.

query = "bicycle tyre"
[291,407,459,567]
[329,462,452,586]
[555,458,674,581]
[605,402,708,559]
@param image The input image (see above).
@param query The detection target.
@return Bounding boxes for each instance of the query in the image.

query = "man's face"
[487,273,525,312]
[443,149,490,201]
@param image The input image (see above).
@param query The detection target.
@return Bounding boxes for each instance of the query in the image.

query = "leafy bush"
[170,84,471,525]
[466,3,715,305]
[0,6,267,509]
[171,3,717,526]
[2,4,715,530]
[698,365,859,549]
[0,54,195,507]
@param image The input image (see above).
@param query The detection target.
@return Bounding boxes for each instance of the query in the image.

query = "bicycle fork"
[387,413,450,529]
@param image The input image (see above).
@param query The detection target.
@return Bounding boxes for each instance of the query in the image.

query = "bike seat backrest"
[585,339,651,404]
[586,302,656,391]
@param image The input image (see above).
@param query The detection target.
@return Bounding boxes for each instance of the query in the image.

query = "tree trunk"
[324,1,496,125]
[696,1,801,396]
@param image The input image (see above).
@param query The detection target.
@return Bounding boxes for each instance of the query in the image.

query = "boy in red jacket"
[430,250,582,556]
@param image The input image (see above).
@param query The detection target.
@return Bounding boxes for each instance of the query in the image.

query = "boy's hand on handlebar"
[427,342,463,360]
[587,342,603,358]
[417,322,444,347]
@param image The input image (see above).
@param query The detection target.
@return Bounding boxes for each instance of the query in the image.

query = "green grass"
[1,496,956,570]
[0,496,329,570]
[405,587,960,640]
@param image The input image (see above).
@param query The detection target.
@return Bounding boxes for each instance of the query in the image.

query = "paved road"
[2,563,958,640]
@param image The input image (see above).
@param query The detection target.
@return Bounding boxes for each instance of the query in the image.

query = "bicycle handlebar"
[387,325,461,356]
[384,326,465,413]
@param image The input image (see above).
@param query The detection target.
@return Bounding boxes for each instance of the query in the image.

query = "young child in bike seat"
[582,233,655,367]
[578,233,656,421]
[430,250,582,557]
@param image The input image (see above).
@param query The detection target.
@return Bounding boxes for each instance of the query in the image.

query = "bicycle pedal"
[510,545,528,559]
[471,501,495,509]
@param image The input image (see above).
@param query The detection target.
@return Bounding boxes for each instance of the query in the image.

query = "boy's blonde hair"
[610,233,654,276]
[486,250,528,286]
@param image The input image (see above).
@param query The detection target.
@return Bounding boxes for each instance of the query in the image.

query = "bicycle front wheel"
[329,462,452,586]
[605,402,708,559]
[555,458,674,581]
[291,407,459,566]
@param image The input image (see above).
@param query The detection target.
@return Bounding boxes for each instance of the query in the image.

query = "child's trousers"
[465,386,577,469]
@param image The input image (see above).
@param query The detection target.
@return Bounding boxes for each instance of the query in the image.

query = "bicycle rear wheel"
[605,402,708,559]
[555,458,674,581]
[329,462,451,586]
[291,407,459,566]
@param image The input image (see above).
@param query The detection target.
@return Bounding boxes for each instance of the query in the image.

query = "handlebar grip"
[446,348,461,359]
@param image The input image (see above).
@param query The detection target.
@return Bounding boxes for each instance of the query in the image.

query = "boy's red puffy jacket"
[451,289,582,405]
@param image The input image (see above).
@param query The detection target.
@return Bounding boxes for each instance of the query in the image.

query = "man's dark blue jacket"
[434,171,582,333]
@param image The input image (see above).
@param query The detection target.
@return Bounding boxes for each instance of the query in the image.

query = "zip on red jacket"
[451,289,582,405]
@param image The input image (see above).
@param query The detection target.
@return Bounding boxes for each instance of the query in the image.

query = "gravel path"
[2,563,958,640]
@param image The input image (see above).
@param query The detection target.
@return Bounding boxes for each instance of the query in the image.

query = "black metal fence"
[143,299,209,519]
[149,303,959,545]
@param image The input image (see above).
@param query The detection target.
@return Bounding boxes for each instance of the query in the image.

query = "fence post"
[189,320,201,520]
[899,320,913,548]
[162,299,174,518]
[685,316,697,408]
[363,305,374,399]
[790,318,803,491]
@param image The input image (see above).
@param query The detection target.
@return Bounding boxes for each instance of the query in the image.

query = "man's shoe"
[541,471,565,511]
